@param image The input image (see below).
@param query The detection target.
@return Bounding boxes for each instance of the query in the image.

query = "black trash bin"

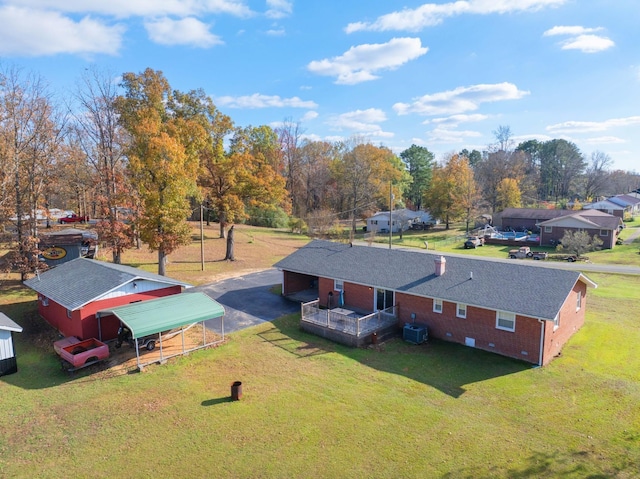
[231,381,243,401]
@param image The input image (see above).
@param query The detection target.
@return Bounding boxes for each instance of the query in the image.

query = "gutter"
[537,318,545,367]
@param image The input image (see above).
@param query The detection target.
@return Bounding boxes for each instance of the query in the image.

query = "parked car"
[59,213,89,224]
[464,236,484,249]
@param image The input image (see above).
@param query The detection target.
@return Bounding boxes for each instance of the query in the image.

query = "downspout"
[537,319,545,367]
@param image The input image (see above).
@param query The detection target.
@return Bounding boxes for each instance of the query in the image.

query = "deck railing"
[301,300,397,337]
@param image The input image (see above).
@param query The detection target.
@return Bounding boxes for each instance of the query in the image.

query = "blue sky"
[1,0,638,172]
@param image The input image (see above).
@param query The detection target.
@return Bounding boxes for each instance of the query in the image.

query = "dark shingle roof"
[275,240,595,321]
[24,258,191,311]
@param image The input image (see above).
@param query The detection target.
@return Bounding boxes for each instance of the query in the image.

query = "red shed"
[24,258,191,341]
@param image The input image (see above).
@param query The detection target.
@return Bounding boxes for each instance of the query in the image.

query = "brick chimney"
[435,256,446,276]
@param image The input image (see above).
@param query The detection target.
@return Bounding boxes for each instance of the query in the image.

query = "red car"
[59,213,89,224]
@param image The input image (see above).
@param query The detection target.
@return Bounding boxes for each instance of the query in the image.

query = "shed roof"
[0,313,23,333]
[538,210,622,230]
[275,240,597,321]
[96,292,224,338]
[24,258,191,311]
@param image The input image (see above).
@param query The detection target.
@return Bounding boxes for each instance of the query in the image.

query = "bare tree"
[583,151,613,200]
[0,66,62,279]
[71,67,132,263]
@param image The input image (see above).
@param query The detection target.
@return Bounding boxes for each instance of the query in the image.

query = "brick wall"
[318,278,374,310]
[396,292,543,364]
[283,272,315,295]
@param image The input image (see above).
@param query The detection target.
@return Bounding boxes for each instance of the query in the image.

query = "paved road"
[193,268,300,334]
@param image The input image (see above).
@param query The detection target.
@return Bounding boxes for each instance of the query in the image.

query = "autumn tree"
[495,177,522,211]
[582,151,613,200]
[331,139,409,233]
[115,68,206,275]
[297,140,337,215]
[423,154,478,230]
[275,118,304,215]
[400,144,434,210]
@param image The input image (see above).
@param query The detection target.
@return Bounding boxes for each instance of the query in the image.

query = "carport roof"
[97,292,224,338]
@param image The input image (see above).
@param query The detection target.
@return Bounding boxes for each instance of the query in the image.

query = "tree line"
[1,66,638,276]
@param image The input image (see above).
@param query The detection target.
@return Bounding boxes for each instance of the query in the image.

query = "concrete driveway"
[193,268,301,334]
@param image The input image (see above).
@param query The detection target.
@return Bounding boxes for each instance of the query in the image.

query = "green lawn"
[1,270,639,478]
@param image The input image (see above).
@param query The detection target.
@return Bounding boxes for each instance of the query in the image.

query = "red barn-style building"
[24,258,191,341]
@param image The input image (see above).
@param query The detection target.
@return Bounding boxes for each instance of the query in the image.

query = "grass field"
[1,224,639,478]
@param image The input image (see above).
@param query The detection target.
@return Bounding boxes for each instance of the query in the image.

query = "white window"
[544,226,552,233]
[553,315,560,331]
[457,303,467,318]
[599,229,608,236]
[576,291,582,311]
[334,279,343,291]
[496,311,516,332]
[66,309,72,319]
[433,299,443,314]
[41,296,49,306]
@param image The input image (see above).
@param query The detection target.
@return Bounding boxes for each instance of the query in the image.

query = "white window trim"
[66,309,72,319]
[599,229,608,236]
[553,314,560,331]
[544,226,552,233]
[41,296,49,306]
[456,303,467,319]
[496,311,516,332]
[334,279,343,291]
[433,299,443,314]
[576,291,582,311]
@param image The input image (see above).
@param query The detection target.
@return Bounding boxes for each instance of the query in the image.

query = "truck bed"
[54,337,109,370]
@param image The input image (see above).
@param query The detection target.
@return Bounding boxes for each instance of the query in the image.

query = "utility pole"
[389,182,393,250]
[200,203,205,271]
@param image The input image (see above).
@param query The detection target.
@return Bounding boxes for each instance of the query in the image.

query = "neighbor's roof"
[538,210,622,230]
[96,292,224,338]
[274,240,596,321]
[24,258,191,311]
[500,208,573,221]
[583,199,626,210]
[0,312,23,333]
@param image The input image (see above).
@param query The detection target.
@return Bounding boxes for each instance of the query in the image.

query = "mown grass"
[1,225,639,477]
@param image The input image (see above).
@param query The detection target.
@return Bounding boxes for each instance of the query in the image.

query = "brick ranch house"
[24,258,191,341]
[275,240,597,366]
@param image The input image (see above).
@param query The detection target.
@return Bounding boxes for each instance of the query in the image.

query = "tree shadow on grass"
[267,315,531,398]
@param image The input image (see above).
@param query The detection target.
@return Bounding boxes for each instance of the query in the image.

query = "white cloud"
[426,128,482,143]
[345,0,566,33]
[543,25,614,53]
[547,116,640,134]
[0,6,124,56]
[4,0,254,18]
[265,0,292,19]
[215,93,318,109]
[427,113,489,126]
[583,136,626,144]
[301,111,319,122]
[266,27,286,36]
[145,17,222,47]
[393,82,529,116]
[307,37,428,85]
[558,34,614,53]
[327,108,394,138]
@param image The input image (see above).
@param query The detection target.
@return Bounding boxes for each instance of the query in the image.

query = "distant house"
[24,258,191,341]
[537,210,623,249]
[608,194,640,216]
[498,208,573,232]
[276,240,597,366]
[366,209,435,233]
[582,199,627,219]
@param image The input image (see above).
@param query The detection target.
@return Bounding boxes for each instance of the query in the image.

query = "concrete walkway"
[623,227,640,244]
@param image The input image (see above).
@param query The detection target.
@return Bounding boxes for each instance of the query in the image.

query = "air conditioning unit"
[403,323,427,344]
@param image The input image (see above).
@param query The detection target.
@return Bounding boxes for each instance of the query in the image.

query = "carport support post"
[200,204,205,271]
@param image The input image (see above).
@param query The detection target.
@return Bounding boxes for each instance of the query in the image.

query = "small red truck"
[54,337,109,371]
[59,213,89,224]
